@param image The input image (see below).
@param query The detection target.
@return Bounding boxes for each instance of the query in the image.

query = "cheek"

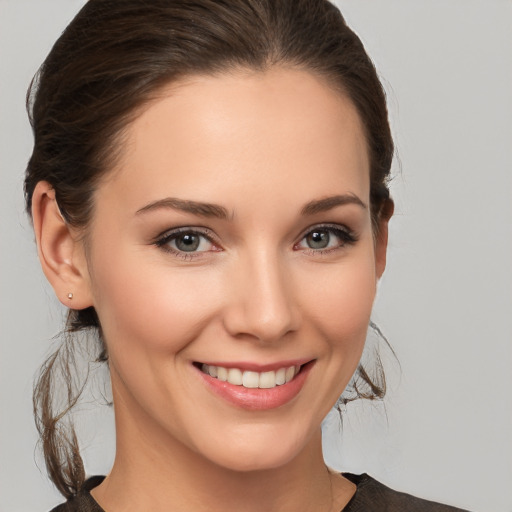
[88,242,220,359]
[301,251,377,353]
[290,248,378,416]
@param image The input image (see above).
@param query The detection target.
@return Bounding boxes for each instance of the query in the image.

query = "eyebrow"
[300,194,367,216]
[136,193,366,220]
[136,197,230,219]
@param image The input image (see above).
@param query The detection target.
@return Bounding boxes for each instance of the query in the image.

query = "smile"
[200,364,301,389]
[195,360,314,410]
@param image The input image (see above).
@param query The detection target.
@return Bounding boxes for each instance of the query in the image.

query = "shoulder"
[48,476,105,512]
[343,473,471,512]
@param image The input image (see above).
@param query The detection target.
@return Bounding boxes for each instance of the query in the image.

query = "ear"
[31,181,94,309]
[375,199,394,279]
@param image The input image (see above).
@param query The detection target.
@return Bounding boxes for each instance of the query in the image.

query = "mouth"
[193,359,314,410]
[197,363,303,389]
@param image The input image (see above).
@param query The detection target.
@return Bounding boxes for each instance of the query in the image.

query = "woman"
[19,1,481,511]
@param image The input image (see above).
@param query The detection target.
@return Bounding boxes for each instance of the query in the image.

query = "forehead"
[98,68,370,213]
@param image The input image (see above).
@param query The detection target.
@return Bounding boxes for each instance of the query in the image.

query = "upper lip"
[195,358,314,372]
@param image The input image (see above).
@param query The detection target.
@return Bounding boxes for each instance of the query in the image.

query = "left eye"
[157,230,216,253]
[296,226,355,251]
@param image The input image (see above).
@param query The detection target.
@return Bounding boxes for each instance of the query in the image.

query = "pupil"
[307,230,329,249]
[176,234,199,251]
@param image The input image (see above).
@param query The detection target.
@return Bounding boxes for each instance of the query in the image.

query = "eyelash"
[153,224,358,260]
[154,227,219,260]
[295,224,358,256]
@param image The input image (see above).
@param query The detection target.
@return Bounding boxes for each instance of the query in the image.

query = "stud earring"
[67,293,73,299]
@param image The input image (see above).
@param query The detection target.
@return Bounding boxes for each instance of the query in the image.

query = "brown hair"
[25,0,394,498]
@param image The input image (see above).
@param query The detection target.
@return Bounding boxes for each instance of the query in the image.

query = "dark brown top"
[50,473,470,511]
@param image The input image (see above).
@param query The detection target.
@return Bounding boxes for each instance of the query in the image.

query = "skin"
[32,68,390,512]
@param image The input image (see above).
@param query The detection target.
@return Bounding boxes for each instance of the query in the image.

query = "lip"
[194,360,315,411]
[197,358,312,372]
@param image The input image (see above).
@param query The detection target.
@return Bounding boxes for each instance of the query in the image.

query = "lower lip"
[195,362,314,411]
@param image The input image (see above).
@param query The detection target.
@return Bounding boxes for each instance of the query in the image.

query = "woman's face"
[81,68,388,471]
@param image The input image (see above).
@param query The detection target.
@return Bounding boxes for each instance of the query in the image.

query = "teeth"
[227,368,243,385]
[285,366,296,383]
[242,371,259,388]
[259,371,276,389]
[201,364,301,389]
[275,367,286,385]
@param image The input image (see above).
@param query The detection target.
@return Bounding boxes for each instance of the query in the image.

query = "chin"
[193,424,313,473]
[209,448,298,473]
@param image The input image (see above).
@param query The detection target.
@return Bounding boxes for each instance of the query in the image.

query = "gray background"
[1,1,511,511]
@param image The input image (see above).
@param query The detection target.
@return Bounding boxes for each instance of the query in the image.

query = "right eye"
[155,228,220,258]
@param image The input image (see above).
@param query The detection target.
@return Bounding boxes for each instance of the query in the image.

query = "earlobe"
[31,181,94,309]
[375,199,394,279]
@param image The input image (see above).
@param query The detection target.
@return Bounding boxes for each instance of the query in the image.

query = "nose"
[222,250,301,343]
